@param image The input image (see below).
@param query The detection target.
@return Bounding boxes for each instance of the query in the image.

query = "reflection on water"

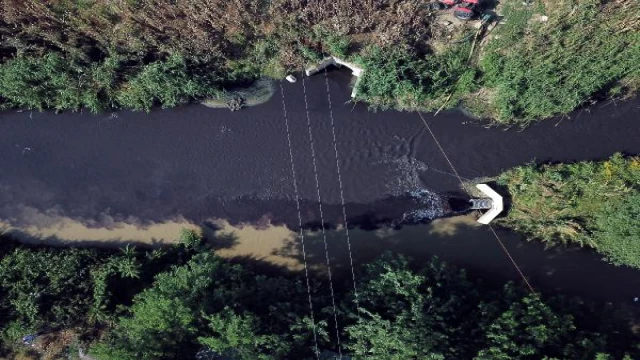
[208,216,640,304]
[3,213,640,303]
[0,215,194,247]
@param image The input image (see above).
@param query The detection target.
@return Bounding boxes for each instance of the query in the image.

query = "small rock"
[285,74,297,83]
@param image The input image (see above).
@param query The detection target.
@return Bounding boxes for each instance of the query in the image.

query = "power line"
[417,111,536,294]
[278,82,320,359]
[321,66,361,316]
[417,112,472,197]
[488,224,536,293]
[302,76,344,358]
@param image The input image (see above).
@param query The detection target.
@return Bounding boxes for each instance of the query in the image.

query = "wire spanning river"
[1,69,640,303]
[1,70,638,230]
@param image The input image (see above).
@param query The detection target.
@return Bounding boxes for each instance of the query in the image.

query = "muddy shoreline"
[5,214,640,305]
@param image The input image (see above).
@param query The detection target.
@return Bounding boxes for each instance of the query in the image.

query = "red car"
[454,0,481,20]
[428,0,460,10]
[440,0,461,6]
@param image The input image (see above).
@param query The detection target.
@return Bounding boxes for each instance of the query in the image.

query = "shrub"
[115,54,221,112]
[480,0,640,124]
[0,54,86,112]
[497,154,640,267]
[354,44,477,111]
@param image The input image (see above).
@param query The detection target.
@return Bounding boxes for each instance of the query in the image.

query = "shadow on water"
[0,68,639,304]
[268,215,640,304]
[0,68,638,231]
[5,212,640,305]
[1,228,165,249]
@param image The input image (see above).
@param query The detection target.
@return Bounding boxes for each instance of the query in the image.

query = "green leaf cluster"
[498,154,640,267]
[480,0,640,124]
[1,237,638,359]
[354,44,477,111]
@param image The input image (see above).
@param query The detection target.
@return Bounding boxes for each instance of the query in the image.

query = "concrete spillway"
[305,56,363,97]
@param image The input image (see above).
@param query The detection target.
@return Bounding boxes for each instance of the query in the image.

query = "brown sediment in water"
[206,215,486,274]
[3,214,640,303]
[0,216,196,248]
[205,219,303,270]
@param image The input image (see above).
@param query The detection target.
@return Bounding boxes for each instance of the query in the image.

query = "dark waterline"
[1,69,639,302]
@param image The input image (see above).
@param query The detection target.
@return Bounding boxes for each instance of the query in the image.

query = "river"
[0,69,639,303]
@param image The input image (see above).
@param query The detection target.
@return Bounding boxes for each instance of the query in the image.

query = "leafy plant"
[497,154,640,267]
[115,54,221,112]
[479,0,640,124]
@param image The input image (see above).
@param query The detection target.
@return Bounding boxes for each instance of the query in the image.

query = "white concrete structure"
[475,184,504,225]
[305,57,364,97]
[285,74,297,83]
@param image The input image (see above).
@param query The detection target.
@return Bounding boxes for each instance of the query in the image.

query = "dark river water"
[1,69,639,302]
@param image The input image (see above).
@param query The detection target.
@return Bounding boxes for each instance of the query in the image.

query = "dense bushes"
[1,236,638,359]
[479,0,640,124]
[497,154,640,267]
[115,54,222,112]
[0,231,201,356]
[0,248,97,339]
[0,54,95,112]
[354,44,477,111]
[0,53,223,112]
[1,0,637,120]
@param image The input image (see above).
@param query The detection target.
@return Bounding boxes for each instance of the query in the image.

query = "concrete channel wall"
[305,57,364,97]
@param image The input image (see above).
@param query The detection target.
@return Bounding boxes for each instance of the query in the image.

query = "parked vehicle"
[428,0,460,11]
[454,0,481,20]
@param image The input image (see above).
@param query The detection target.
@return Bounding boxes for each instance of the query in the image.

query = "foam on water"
[401,189,446,224]
[380,154,430,196]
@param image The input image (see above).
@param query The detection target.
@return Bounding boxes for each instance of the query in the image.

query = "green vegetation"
[354,44,478,111]
[0,53,223,113]
[115,54,222,112]
[478,0,640,124]
[1,235,638,359]
[497,154,640,267]
[0,0,637,121]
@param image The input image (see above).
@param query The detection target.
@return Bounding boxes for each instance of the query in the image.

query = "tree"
[350,254,481,358]
[0,248,97,334]
[97,253,251,358]
[198,307,288,360]
[346,310,441,359]
[475,293,577,360]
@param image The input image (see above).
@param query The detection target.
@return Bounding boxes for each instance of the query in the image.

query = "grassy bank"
[497,154,640,268]
[0,0,637,122]
[0,234,638,359]
[475,0,640,124]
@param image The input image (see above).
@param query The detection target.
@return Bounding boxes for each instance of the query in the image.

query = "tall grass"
[480,0,640,124]
[0,0,637,119]
[0,53,224,113]
[497,154,640,268]
[354,44,478,111]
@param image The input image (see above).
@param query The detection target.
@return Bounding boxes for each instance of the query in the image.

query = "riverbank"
[200,79,275,110]
[494,154,640,268]
[2,230,639,359]
[0,1,637,123]
[4,212,640,305]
